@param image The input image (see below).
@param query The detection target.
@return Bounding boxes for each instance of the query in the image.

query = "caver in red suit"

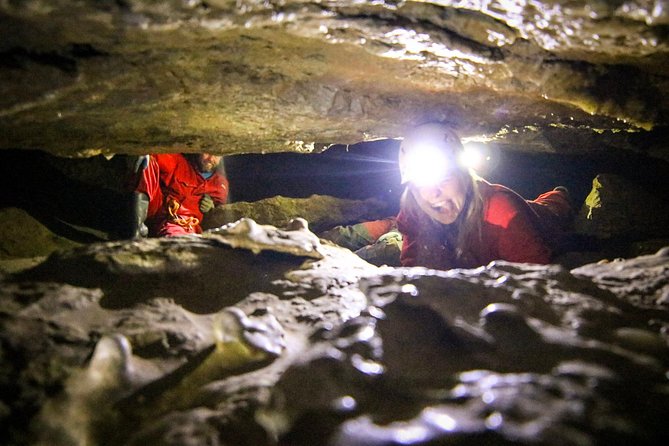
[397,179,573,269]
[396,122,576,270]
[135,153,229,236]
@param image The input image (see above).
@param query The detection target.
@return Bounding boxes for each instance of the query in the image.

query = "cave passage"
[1,140,669,244]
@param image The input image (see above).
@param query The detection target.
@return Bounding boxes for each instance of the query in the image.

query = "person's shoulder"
[152,153,180,160]
[153,153,183,165]
[211,171,228,186]
[396,207,420,235]
[481,183,525,223]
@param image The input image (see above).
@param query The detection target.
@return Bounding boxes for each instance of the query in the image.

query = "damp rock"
[572,245,669,310]
[1,223,668,446]
[0,220,378,445]
[262,259,669,445]
[575,174,669,240]
[205,217,324,259]
[0,207,80,272]
[202,195,393,234]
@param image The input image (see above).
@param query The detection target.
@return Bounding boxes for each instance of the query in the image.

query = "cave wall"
[1,1,668,244]
[1,3,669,445]
[0,0,668,159]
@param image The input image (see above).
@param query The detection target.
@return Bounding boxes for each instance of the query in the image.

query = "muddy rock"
[203,195,393,234]
[0,207,80,260]
[264,255,669,445]
[575,173,669,240]
[0,220,667,445]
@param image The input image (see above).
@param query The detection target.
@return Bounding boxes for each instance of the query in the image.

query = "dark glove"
[199,194,215,213]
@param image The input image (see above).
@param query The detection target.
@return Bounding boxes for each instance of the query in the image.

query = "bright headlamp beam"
[459,144,485,171]
[403,143,453,187]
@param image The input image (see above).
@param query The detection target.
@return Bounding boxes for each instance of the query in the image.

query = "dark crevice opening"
[1,140,669,248]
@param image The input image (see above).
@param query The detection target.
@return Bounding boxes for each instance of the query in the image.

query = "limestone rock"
[575,173,669,239]
[0,1,667,157]
[0,219,376,445]
[262,257,669,445]
[0,207,80,260]
[203,194,392,234]
[1,220,668,445]
[205,217,324,259]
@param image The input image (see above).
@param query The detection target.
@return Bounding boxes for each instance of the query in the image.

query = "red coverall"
[136,154,229,236]
[397,180,573,269]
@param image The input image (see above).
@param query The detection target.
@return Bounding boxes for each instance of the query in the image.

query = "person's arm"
[320,223,377,251]
[153,153,179,175]
[208,175,229,206]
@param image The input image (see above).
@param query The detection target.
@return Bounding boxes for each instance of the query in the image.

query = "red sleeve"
[207,173,229,205]
[361,218,397,242]
[135,155,164,218]
[153,153,179,171]
[486,193,552,264]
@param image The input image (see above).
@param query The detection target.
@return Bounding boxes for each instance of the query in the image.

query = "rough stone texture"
[203,194,393,233]
[575,173,669,239]
[2,2,669,444]
[1,220,667,445]
[0,207,80,259]
[0,221,377,445]
[261,252,669,445]
[0,1,667,159]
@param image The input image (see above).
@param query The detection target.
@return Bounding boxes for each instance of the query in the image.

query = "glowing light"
[332,395,357,411]
[423,408,457,432]
[459,143,486,171]
[393,424,429,444]
[460,141,500,174]
[401,143,454,187]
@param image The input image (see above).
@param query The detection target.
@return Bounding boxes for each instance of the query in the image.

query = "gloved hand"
[199,194,215,213]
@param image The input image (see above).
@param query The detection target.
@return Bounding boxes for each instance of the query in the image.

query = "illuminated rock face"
[0,1,667,158]
[1,3,669,444]
[0,222,667,445]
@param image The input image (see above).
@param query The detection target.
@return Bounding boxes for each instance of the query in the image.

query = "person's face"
[196,153,222,173]
[410,173,467,225]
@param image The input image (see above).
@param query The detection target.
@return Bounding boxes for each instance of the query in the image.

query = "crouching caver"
[132,153,229,237]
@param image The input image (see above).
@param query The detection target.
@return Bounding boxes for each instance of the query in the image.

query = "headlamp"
[399,123,494,188]
[400,143,456,187]
[459,144,485,171]
[400,142,494,187]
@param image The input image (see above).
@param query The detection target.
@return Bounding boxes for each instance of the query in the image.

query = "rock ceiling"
[2,3,669,445]
[0,0,668,159]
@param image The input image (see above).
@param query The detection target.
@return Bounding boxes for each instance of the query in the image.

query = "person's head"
[188,153,223,174]
[399,122,473,225]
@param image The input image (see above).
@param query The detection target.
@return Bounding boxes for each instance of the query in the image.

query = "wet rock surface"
[265,257,669,445]
[0,207,80,260]
[203,195,394,234]
[1,220,667,445]
[575,173,669,240]
[1,1,667,157]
